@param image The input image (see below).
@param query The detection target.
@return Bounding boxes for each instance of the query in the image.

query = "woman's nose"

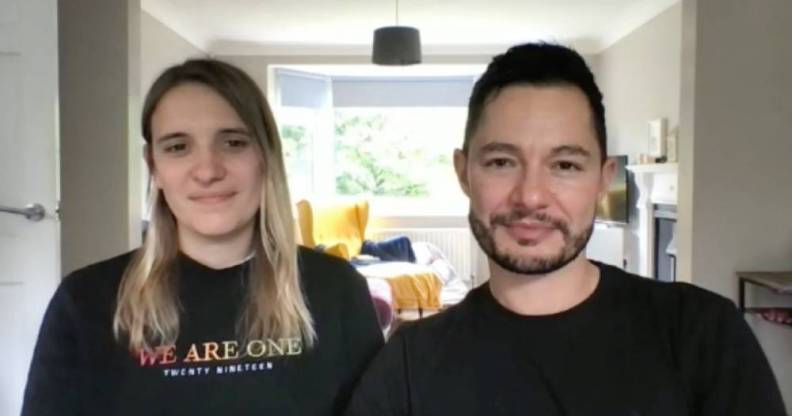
[191,148,226,185]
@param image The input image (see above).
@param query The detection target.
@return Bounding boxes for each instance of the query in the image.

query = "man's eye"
[484,158,515,168]
[554,161,582,171]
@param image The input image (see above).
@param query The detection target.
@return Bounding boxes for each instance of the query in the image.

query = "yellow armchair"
[296,199,369,260]
[296,199,444,313]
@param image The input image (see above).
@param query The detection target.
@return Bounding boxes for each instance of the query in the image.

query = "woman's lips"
[189,192,236,204]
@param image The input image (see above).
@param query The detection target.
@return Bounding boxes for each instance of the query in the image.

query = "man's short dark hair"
[463,43,607,162]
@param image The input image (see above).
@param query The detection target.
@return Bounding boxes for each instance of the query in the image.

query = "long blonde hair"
[114,59,315,352]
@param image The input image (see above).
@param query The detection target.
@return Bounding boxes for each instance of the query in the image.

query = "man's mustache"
[490,209,569,236]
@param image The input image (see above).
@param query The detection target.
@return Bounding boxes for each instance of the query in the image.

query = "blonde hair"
[114,59,315,352]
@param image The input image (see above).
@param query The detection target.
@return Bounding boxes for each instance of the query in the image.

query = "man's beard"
[469,207,594,275]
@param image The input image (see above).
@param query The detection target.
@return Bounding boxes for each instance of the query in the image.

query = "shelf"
[625,162,678,174]
[737,271,792,293]
[738,271,792,328]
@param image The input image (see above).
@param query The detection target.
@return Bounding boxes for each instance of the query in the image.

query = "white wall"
[59,0,142,274]
[141,11,205,95]
[595,2,682,274]
[680,0,792,409]
[596,3,682,161]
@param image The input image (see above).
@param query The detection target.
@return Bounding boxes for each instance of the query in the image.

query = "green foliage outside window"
[281,124,308,161]
[334,112,448,197]
[280,124,310,174]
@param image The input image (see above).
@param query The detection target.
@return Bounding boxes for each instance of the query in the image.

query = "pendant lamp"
[372,0,422,65]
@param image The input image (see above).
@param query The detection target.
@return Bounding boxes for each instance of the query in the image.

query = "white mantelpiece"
[626,163,678,277]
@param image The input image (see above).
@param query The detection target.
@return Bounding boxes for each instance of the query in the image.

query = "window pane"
[279,107,316,200]
[334,107,464,202]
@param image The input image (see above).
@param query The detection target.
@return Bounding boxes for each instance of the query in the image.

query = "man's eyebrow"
[549,145,593,158]
[478,141,521,154]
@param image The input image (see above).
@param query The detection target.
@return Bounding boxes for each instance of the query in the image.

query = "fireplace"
[625,163,678,280]
[653,204,677,282]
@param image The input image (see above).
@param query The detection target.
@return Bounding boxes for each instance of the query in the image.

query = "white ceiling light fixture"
[372,0,422,65]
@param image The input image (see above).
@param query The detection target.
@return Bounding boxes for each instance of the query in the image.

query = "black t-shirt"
[22,247,384,416]
[345,262,786,416]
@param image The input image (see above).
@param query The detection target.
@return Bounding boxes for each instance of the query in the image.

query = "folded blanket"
[357,262,442,310]
[361,236,416,263]
[412,241,470,305]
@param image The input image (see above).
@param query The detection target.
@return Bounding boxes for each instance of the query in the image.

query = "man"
[345,43,786,415]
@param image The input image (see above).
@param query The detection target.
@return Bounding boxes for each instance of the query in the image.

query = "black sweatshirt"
[22,247,384,415]
[346,262,787,416]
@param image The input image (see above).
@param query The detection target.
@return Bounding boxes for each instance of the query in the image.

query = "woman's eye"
[226,139,249,148]
[224,135,252,150]
[164,142,187,153]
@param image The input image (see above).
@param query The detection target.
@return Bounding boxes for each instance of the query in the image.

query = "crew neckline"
[477,262,610,325]
[178,251,253,275]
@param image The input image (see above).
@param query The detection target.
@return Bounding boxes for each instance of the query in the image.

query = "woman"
[22,59,383,415]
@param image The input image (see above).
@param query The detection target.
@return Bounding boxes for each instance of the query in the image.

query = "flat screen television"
[595,155,629,224]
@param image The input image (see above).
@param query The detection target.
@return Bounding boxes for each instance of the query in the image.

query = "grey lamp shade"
[372,26,422,65]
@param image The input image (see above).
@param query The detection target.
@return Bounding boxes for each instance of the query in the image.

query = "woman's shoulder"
[60,250,136,295]
[298,245,354,271]
[297,246,365,290]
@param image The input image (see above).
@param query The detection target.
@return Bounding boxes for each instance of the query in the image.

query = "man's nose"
[509,167,551,211]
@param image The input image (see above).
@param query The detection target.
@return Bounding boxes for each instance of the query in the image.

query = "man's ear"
[453,148,471,197]
[598,156,617,200]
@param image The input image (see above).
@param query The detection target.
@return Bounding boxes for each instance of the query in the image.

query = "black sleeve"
[345,327,412,416]
[21,282,82,416]
[688,299,787,415]
[336,264,386,413]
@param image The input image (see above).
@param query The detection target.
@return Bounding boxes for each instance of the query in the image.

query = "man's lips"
[189,192,236,204]
[503,221,556,241]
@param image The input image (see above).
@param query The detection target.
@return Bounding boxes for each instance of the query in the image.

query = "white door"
[0,0,60,414]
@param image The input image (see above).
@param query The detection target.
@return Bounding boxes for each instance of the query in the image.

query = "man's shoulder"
[391,289,478,348]
[599,262,737,319]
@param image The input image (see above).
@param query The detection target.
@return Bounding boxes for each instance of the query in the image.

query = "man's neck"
[178,226,255,270]
[487,255,600,316]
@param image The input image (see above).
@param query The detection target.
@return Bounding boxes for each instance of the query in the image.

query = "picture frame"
[647,118,667,158]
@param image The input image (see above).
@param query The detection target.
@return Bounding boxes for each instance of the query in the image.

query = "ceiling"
[142,0,679,56]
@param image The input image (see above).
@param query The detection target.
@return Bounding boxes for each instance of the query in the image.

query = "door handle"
[0,203,47,222]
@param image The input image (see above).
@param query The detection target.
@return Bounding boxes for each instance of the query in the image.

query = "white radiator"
[367,228,475,283]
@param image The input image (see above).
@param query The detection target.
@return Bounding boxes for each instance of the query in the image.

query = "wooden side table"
[737,271,792,326]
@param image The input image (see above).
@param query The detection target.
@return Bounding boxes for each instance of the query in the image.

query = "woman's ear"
[144,143,153,169]
[144,143,159,188]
